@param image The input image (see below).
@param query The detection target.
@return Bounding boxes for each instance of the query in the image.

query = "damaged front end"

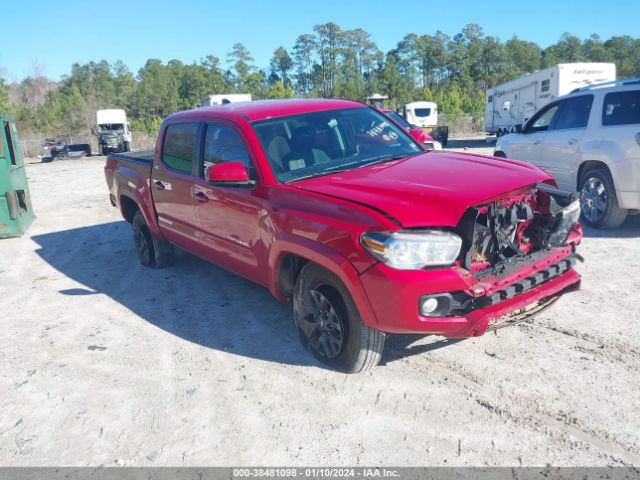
[456,183,582,280]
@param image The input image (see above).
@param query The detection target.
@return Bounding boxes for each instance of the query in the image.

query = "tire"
[293,263,384,373]
[494,150,506,158]
[124,141,131,152]
[132,211,175,268]
[579,168,627,229]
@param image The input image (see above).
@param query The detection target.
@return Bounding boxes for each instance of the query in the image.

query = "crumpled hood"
[291,152,551,227]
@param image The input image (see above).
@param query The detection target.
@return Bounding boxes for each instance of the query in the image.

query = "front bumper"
[359,247,581,337]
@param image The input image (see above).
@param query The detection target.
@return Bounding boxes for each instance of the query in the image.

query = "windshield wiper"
[284,152,419,183]
[354,152,420,168]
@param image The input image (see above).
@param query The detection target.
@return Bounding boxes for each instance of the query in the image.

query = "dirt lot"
[1,148,640,466]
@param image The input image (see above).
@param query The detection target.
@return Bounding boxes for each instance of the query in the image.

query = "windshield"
[252,107,422,183]
[385,111,412,130]
[98,123,124,132]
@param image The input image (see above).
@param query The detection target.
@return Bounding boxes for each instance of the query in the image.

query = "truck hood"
[291,152,551,227]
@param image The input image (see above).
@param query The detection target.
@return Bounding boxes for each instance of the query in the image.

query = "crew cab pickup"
[105,99,583,373]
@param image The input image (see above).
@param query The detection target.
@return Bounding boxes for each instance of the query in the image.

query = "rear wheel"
[124,141,131,152]
[293,263,384,373]
[132,211,175,268]
[579,168,627,229]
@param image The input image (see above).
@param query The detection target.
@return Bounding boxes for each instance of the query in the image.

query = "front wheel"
[123,141,131,152]
[293,263,385,373]
[579,168,627,229]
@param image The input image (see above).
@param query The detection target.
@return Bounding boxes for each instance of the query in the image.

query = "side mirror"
[205,161,253,185]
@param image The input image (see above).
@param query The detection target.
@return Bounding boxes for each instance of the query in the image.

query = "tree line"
[1,23,639,137]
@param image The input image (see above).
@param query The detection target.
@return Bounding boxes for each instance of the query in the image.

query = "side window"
[602,90,640,126]
[202,124,255,179]
[553,95,593,130]
[526,103,560,133]
[541,79,550,93]
[162,123,198,174]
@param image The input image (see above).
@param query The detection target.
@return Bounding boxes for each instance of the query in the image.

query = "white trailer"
[485,63,616,136]
[200,94,252,107]
[404,101,438,128]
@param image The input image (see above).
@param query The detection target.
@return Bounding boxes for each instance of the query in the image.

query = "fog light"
[420,297,440,315]
[419,293,454,317]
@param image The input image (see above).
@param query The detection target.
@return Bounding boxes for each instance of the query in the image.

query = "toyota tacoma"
[105,99,582,373]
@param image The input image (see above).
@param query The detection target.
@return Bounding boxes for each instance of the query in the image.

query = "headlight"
[548,199,580,246]
[361,230,462,270]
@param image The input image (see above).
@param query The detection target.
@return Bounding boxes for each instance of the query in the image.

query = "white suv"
[495,78,640,228]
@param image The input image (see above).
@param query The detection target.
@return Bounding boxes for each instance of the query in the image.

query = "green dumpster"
[0,115,35,238]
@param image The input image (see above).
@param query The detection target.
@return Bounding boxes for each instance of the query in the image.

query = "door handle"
[568,138,578,145]
[533,140,542,145]
[154,180,165,191]
[194,191,209,203]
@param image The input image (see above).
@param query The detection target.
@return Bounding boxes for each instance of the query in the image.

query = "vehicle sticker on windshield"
[367,121,389,138]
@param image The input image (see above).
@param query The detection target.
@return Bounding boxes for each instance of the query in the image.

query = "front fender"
[268,232,379,328]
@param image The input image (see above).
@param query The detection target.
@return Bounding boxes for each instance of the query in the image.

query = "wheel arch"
[577,160,609,191]
[268,233,379,328]
[117,190,164,239]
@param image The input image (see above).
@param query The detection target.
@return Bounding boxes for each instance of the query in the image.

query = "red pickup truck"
[105,99,582,373]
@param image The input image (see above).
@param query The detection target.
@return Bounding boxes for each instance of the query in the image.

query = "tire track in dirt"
[387,345,640,466]
[524,321,640,361]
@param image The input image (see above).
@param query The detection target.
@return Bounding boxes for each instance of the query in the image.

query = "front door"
[192,121,265,284]
[512,101,562,166]
[538,95,594,191]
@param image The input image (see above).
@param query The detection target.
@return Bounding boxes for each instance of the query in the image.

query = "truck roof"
[171,98,366,122]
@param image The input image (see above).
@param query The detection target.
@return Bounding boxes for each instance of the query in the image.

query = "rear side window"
[554,95,593,130]
[162,123,198,174]
[602,90,640,126]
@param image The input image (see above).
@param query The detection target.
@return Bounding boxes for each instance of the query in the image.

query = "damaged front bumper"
[359,245,581,338]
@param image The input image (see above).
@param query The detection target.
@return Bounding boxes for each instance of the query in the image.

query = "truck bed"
[109,149,155,165]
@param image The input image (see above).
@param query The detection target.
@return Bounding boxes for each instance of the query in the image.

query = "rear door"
[538,95,594,191]
[601,89,640,159]
[192,121,265,283]
[151,122,201,250]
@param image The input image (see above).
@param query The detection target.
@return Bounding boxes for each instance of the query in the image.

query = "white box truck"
[200,94,252,107]
[94,109,132,154]
[485,63,616,137]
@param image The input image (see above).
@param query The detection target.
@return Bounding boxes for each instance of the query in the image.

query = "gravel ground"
[1,149,639,466]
